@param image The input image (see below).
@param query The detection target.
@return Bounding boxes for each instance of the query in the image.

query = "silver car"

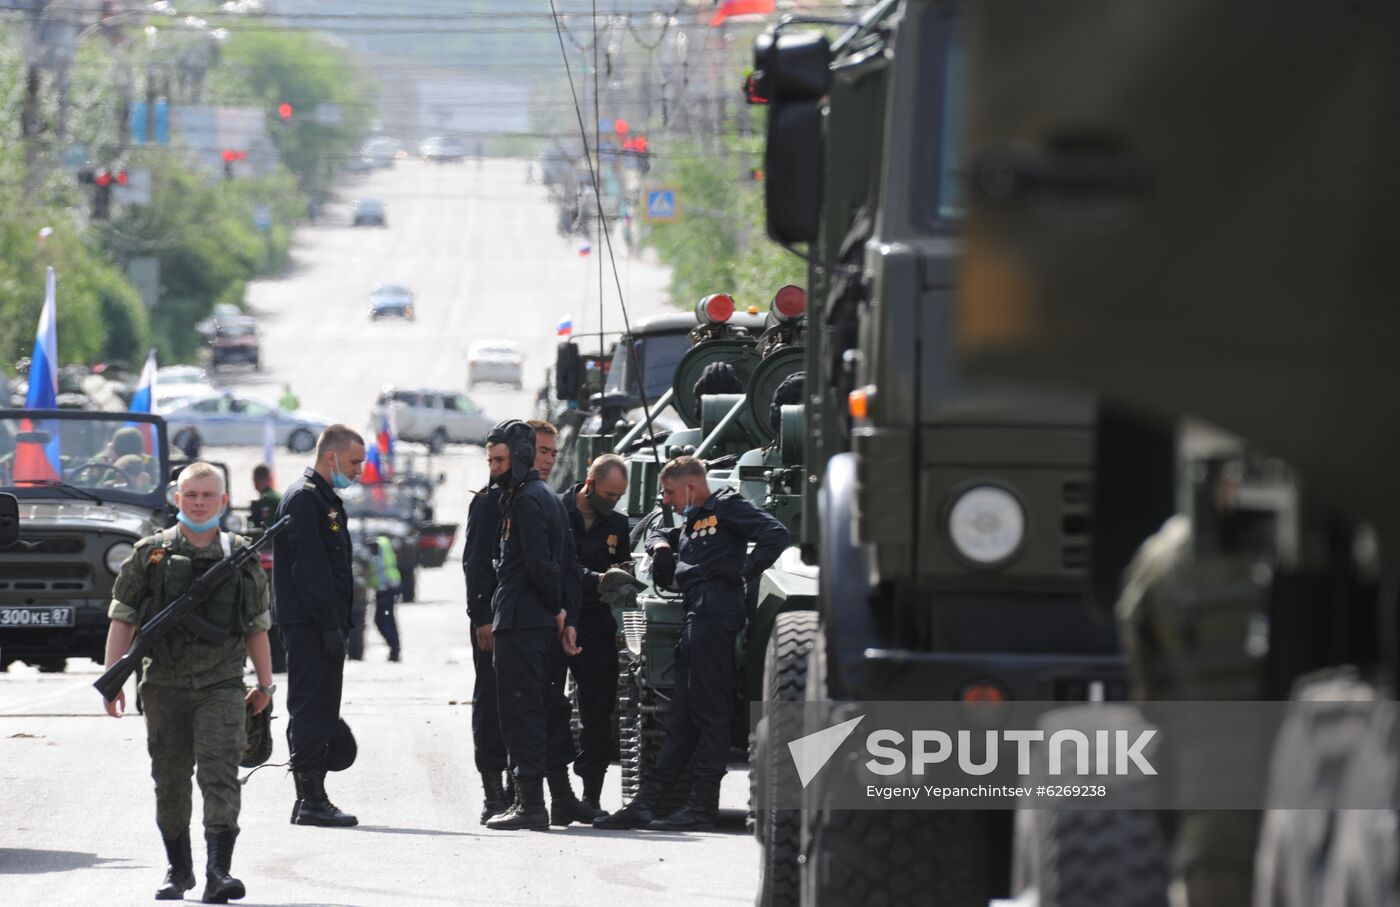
[467,340,524,389]
[371,387,493,454]
[161,391,333,455]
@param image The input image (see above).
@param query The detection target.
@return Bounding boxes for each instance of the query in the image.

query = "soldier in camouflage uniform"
[102,462,274,904]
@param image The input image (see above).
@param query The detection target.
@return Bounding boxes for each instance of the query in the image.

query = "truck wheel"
[288,428,315,453]
[428,427,448,455]
[618,659,691,815]
[1013,705,1169,907]
[757,611,820,907]
[1321,699,1400,907]
[805,808,993,907]
[36,658,66,674]
[1255,669,1376,907]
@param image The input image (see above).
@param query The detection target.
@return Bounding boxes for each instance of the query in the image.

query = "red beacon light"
[94,170,113,187]
[696,293,736,324]
[772,284,807,322]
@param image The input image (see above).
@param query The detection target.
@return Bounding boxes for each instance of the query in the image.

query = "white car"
[154,365,214,410]
[372,387,493,453]
[161,391,334,455]
[467,340,524,389]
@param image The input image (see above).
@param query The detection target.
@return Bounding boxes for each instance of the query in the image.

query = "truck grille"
[10,537,85,555]
[0,564,93,593]
[1061,480,1092,572]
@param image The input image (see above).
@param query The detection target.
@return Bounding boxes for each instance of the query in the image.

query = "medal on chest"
[607,533,619,556]
[328,507,341,533]
[502,517,512,542]
[691,515,718,537]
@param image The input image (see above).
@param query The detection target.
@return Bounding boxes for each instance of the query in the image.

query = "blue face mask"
[330,453,353,490]
[178,510,223,533]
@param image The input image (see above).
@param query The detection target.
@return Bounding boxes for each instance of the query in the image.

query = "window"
[241,401,270,418]
[442,395,461,412]
[193,398,222,414]
[455,395,477,414]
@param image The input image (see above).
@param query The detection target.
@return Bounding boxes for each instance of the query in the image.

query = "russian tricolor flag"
[556,314,573,337]
[376,411,395,478]
[18,268,61,482]
[128,348,158,453]
[361,441,384,485]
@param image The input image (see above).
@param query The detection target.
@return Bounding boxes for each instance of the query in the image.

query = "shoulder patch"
[147,547,167,567]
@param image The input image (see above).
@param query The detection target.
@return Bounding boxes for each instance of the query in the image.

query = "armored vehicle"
[959,4,1400,906]
[0,409,171,672]
[744,2,1160,903]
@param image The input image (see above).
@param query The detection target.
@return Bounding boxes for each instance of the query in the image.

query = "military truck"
[959,4,1400,907]
[0,409,171,672]
[545,307,766,493]
[742,3,1170,903]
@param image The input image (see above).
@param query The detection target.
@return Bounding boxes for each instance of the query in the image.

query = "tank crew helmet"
[326,719,358,772]
[486,419,537,488]
[241,702,274,768]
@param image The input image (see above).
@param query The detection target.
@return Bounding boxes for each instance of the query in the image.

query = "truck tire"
[805,808,993,907]
[1013,704,1169,907]
[36,658,66,674]
[1255,669,1376,907]
[1320,696,1400,907]
[1015,810,1169,907]
[757,610,820,907]
[618,662,691,815]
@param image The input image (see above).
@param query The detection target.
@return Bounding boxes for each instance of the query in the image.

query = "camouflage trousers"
[141,679,246,838]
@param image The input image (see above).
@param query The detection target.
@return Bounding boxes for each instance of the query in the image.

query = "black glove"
[322,629,346,660]
[650,546,676,589]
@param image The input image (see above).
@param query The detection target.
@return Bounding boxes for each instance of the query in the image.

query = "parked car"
[154,365,214,410]
[371,387,492,453]
[361,136,400,169]
[352,197,387,227]
[467,339,524,389]
[161,391,333,455]
[369,284,416,321]
[210,317,260,371]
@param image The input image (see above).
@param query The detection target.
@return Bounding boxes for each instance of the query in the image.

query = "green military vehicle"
[545,307,767,493]
[959,4,1400,906]
[0,409,171,672]
[744,2,1175,903]
[602,290,814,815]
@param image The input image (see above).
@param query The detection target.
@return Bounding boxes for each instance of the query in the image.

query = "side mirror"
[0,492,18,548]
[754,30,832,244]
[555,341,581,400]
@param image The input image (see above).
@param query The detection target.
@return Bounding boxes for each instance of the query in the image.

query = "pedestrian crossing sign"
[644,187,680,223]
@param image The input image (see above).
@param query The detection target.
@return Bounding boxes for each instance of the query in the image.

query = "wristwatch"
[256,682,277,696]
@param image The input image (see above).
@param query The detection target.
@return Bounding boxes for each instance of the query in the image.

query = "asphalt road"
[0,158,760,905]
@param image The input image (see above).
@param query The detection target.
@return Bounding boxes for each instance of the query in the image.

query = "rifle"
[95,515,291,702]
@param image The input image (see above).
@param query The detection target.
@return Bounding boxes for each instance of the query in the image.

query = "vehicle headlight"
[946,485,1026,567]
[105,541,136,575]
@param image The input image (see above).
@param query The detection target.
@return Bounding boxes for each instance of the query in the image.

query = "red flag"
[710,0,775,26]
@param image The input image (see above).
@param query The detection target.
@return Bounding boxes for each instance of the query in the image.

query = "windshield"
[605,331,692,404]
[0,412,169,504]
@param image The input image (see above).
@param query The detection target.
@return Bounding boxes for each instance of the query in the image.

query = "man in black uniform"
[596,455,789,831]
[560,453,631,810]
[275,424,364,828]
[462,439,511,823]
[528,420,604,826]
[483,420,579,831]
[249,464,287,674]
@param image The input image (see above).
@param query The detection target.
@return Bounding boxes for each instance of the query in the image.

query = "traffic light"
[79,168,126,218]
[221,150,246,180]
[277,102,293,121]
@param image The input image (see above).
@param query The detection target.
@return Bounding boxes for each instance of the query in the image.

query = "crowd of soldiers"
[98,416,788,901]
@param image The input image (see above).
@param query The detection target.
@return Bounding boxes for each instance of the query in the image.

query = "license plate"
[0,607,76,628]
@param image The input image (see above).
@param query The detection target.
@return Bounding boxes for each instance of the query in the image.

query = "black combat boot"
[154,831,196,900]
[648,779,720,832]
[201,831,245,904]
[581,773,605,812]
[547,768,606,826]
[480,770,510,825]
[485,775,550,831]
[592,781,662,830]
[292,771,358,827]
[289,771,304,824]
